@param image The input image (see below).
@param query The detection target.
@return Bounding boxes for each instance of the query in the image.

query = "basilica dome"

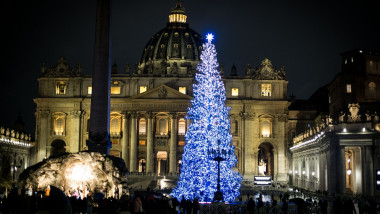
[137,1,204,76]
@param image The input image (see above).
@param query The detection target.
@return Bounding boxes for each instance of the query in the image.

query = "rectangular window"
[346,84,352,93]
[139,140,146,146]
[139,86,147,93]
[261,84,271,96]
[231,88,239,96]
[179,87,186,94]
[178,119,186,135]
[56,81,67,95]
[178,141,185,146]
[111,86,121,94]
[87,86,92,95]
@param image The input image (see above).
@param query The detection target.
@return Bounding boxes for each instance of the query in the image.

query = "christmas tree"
[171,34,241,202]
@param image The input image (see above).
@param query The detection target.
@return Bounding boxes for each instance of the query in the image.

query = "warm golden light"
[54,116,64,135]
[261,84,271,96]
[178,119,186,135]
[169,14,187,23]
[56,81,67,95]
[111,86,121,94]
[179,86,186,94]
[346,84,352,93]
[261,120,271,137]
[65,163,94,185]
[87,86,92,95]
[139,86,147,93]
[231,88,239,96]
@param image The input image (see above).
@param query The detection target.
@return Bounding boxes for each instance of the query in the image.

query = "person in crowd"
[247,197,256,214]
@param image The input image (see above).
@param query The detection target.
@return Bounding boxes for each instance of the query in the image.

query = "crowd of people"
[0,187,379,214]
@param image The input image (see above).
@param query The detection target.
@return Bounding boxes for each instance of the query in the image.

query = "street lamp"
[208,140,230,202]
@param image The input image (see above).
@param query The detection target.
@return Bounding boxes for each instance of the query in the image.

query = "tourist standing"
[247,197,256,214]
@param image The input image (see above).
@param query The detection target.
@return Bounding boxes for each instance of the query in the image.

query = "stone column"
[129,112,137,172]
[253,149,259,175]
[242,112,255,178]
[337,146,346,194]
[146,112,154,173]
[70,110,81,153]
[363,146,374,196]
[169,113,177,174]
[37,110,50,162]
[120,112,129,166]
[273,149,278,179]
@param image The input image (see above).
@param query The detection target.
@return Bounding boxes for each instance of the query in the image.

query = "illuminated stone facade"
[0,126,33,183]
[33,2,291,182]
[290,49,380,196]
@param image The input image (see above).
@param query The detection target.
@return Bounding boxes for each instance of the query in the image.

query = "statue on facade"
[134,63,139,75]
[170,62,178,75]
[339,111,346,123]
[76,63,82,74]
[41,63,46,74]
[245,64,252,76]
[160,60,167,75]
[258,159,267,176]
[219,64,225,76]
[125,63,130,74]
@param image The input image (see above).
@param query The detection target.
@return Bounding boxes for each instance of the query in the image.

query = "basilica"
[32,1,380,196]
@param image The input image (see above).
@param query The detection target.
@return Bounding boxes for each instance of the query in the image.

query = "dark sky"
[2,0,380,137]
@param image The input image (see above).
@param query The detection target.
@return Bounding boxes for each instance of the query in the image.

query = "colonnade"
[123,111,179,174]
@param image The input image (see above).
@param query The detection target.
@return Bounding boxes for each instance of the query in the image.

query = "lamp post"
[213,155,225,202]
[208,140,229,202]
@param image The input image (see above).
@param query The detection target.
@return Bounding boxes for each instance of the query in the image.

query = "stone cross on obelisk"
[87,0,112,155]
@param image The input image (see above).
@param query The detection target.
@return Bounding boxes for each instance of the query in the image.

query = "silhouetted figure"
[282,200,288,214]
[192,198,200,214]
[333,196,344,214]
[344,198,356,214]
[180,196,186,214]
[257,197,264,213]
[185,199,192,214]
[247,197,256,214]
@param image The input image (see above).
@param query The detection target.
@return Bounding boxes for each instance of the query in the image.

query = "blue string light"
[171,34,242,202]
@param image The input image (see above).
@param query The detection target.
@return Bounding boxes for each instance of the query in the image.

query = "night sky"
[2,0,380,138]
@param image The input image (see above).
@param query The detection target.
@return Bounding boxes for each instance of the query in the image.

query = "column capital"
[69,110,82,118]
[147,111,154,119]
[239,112,255,120]
[121,111,129,118]
[40,110,50,118]
[169,112,178,119]
[129,111,137,118]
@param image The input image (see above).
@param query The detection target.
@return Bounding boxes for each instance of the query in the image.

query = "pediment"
[41,57,80,78]
[131,84,193,100]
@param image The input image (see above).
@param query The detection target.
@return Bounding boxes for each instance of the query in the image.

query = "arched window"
[159,118,167,135]
[54,114,65,136]
[261,120,271,137]
[110,117,120,134]
[139,118,146,135]
[178,118,186,135]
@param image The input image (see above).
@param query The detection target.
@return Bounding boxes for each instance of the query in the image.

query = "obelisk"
[87,0,112,155]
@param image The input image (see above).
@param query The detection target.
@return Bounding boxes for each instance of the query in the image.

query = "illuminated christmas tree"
[171,34,241,202]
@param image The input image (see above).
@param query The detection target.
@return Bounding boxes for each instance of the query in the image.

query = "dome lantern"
[169,0,187,23]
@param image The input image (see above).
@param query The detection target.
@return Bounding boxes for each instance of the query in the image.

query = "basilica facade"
[33,2,291,182]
